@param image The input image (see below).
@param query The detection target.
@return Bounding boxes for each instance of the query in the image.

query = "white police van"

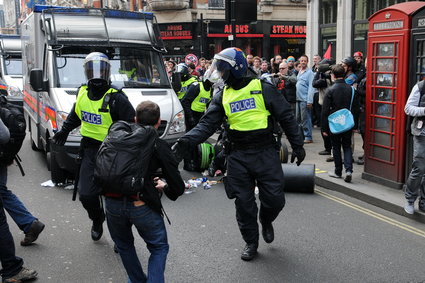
[0,34,23,105]
[21,6,186,183]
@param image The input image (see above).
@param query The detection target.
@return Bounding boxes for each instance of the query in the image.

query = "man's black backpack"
[0,95,26,168]
[94,121,157,196]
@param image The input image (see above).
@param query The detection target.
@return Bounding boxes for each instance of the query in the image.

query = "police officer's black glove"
[171,138,190,163]
[290,147,306,166]
[53,129,70,146]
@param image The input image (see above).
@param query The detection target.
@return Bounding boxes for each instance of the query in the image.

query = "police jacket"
[143,138,185,214]
[321,79,360,134]
[181,78,304,151]
[61,85,135,148]
[181,82,212,118]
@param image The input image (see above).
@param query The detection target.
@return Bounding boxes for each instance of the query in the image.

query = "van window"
[54,46,170,89]
[4,56,22,76]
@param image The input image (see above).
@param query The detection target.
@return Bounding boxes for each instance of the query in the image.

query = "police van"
[21,6,186,183]
[0,34,23,105]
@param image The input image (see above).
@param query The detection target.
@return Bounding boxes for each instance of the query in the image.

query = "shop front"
[159,23,198,63]
[159,21,306,61]
[207,21,306,60]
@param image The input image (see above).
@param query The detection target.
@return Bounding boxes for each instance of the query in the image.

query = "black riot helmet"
[84,52,111,83]
[341,57,356,69]
[175,63,190,81]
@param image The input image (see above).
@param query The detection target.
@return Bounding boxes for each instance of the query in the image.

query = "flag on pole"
[323,43,332,59]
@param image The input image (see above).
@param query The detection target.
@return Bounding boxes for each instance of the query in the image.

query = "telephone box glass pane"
[374,117,390,130]
[375,88,392,101]
[377,43,394,56]
[372,146,391,161]
[376,74,393,86]
[374,132,391,147]
[374,103,392,117]
[376,58,394,71]
[418,40,425,56]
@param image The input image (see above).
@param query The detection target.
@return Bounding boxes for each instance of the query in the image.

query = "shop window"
[209,0,225,9]
[353,23,368,56]
[320,0,337,24]
[320,26,336,59]
[355,0,410,21]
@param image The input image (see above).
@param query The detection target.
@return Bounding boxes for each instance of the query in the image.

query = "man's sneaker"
[328,171,341,178]
[21,220,45,246]
[344,172,352,183]
[241,243,258,261]
[318,150,331,155]
[404,201,415,215]
[326,156,334,162]
[3,267,38,283]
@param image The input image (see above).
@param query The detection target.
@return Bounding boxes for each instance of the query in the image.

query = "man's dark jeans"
[0,166,36,233]
[0,196,23,280]
[105,197,169,283]
[330,131,353,175]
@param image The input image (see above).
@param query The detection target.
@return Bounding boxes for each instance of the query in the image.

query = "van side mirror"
[30,69,45,91]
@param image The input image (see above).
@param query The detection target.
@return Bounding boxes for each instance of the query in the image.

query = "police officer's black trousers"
[78,147,104,224]
[225,146,285,245]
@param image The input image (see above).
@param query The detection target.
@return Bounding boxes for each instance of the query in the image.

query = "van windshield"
[4,57,22,76]
[54,47,170,89]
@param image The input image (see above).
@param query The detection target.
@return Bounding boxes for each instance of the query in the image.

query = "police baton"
[72,150,83,201]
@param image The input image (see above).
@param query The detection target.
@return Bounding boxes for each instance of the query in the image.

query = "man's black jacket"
[143,138,185,214]
[321,79,360,134]
[181,78,304,150]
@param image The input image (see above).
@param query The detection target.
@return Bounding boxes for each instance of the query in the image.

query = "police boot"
[261,222,274,244]
[241,243,258,261]
[91,214,105,241]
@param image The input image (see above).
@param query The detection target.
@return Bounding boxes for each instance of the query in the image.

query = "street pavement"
[3,134,425,282]
[301,127,425,223]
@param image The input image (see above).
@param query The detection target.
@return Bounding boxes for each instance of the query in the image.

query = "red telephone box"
[364,2,425,189]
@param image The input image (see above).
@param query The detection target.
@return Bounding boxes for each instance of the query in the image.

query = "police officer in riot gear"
[53,52,135,241]
[173,63,198,100]
[181,73,214,131]
[173,47,305,261]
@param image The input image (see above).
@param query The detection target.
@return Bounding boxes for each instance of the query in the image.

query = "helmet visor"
[84,59,111,82]
[206,59,233,81]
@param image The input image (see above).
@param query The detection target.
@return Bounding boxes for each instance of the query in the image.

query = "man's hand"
[290,147,306,166]
[322,132,329,137]
[52,129,70,146]
[153,177,167,192]
[171,138,190,163]
[307,103,313,109]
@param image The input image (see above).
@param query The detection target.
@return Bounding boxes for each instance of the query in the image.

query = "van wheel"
[30,138,38,151]
[50,151,67,185]
[28,121,39,151]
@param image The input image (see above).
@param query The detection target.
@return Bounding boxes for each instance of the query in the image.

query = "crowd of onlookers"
[164,51,367,184]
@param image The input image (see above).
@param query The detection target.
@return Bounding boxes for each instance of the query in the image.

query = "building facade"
[13,0,307,60]
[148,0,307,61]
[306,0,424,63]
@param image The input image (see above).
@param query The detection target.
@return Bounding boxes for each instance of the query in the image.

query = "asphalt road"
[4,137,425,283]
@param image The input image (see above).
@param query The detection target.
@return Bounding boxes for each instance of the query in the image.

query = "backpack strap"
[349,86,355,111]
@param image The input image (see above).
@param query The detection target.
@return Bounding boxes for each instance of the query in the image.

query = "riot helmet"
[341,57,356,68]
[175,63,191,81]
[206,47,247,85]
[84,52,111,83]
